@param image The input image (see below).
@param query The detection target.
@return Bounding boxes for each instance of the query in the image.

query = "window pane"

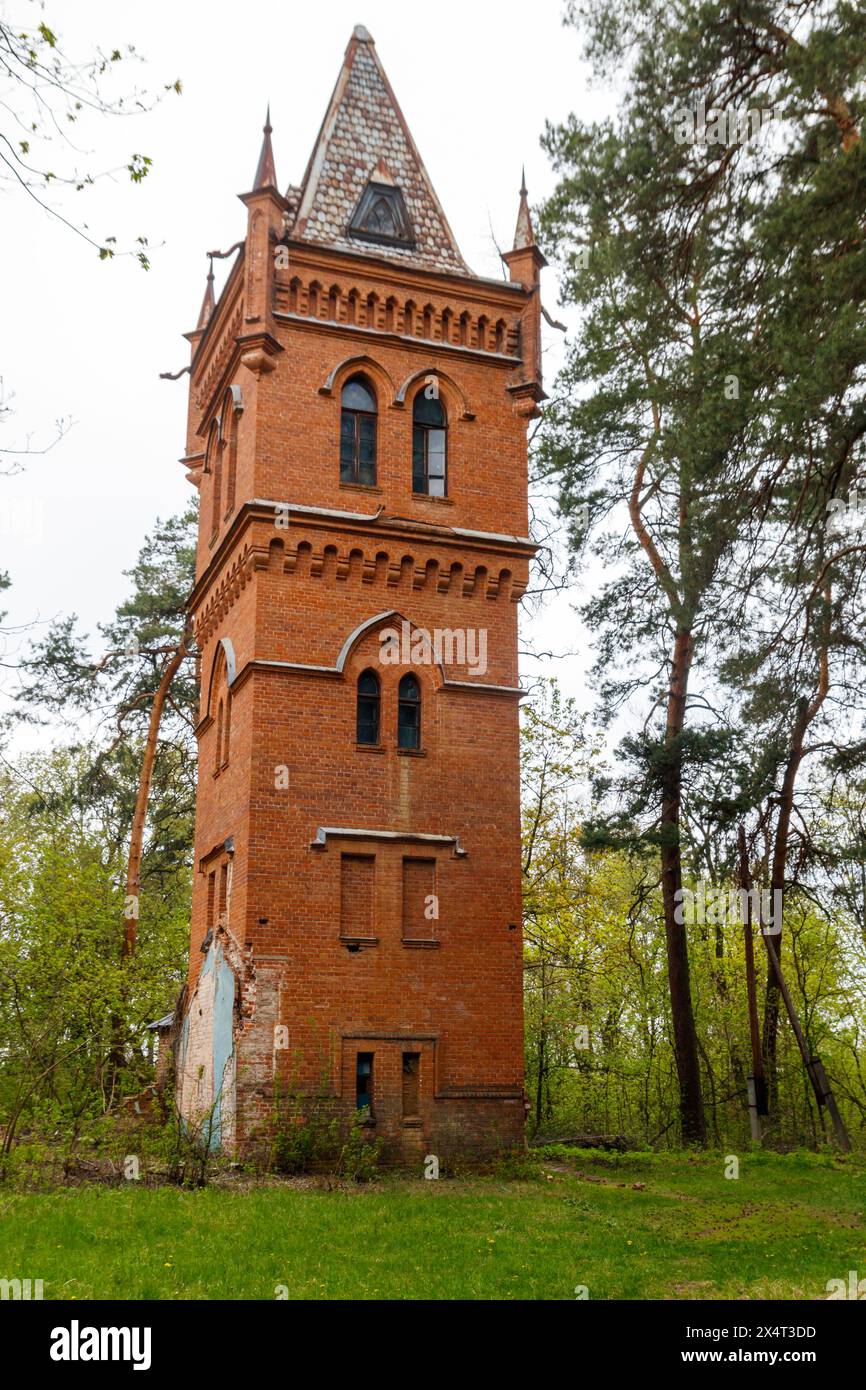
[413,392,445,426]
[358,416,376,484]
[428,475,446,498]
[356,1053,374,1111]
[340,411,357,483]
[428,430,445,459]
[398,709,420,749]
[357,697,379,745]
[342,378,376,412]
[412,427,426,491]
[398,680,420,748]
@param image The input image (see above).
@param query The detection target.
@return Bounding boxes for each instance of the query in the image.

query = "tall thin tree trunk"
[762,700,808,1106]
[763,609,829,1107]
[109,629,190,1084]
[122,630,190,960]
[660,626,706,1144]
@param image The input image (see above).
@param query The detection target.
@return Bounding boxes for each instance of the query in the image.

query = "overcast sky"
[1,0,601,748]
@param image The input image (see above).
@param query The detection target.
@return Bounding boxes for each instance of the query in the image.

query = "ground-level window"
[356,1052,374,1115]
[402,1052,420,1117]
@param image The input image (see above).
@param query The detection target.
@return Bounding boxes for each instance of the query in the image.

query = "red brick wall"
[180,215,535,1163]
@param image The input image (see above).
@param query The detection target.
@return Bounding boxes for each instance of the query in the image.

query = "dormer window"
[349,181,415,249]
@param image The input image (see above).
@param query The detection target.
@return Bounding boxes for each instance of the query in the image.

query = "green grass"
[1,1150,864,1300]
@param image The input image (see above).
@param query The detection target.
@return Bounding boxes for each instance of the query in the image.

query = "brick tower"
[176,25,544,1162]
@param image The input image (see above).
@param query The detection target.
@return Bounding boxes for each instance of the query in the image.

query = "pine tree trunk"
[763,701,809,1107]
[109,630,191,1087]
[122,631,191,960]
[660,627,706,1144]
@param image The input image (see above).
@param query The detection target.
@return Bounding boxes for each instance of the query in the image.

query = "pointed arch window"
[212,645,232,773]
[356,669,381,746]
[340,375,377,486]
[220,387,241,520]
[412,390,447,497]
[398,674,421,750]
[215,698,224,773]
[207,420,221,540]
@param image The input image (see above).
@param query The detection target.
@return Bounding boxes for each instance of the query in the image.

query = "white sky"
[1,0,600,747]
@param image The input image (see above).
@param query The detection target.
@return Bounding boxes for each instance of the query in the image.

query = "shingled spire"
[513,167,535,250]
[288,27,469,274]
[196,259,216,330]
[253,105,277,191]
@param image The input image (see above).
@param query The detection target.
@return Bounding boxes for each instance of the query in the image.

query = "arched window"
[221,387,241,520]
[207,420,221,539]
[356,669,381,745]
[212,645,231,772]
[215,698,224,773]
[340,375,377,486]
[398,674,421,750]
[222,693,231,768]
[412,390,447,497]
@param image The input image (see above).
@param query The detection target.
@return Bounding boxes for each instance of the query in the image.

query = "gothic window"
[206,420,221,540]
[356,668,381,745]
[340,375,377,486]
[349,181,414,248]
[220,387,241,519]
[398,673,421,750]
[412,390,447,497]
[212,645,231,772]
[215,699,224,774]
[222,694,231,768]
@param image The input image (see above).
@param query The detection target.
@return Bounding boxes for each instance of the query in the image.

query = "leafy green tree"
[537,0,865,1142]
[17,505,197,964]
[0,750,189,1162]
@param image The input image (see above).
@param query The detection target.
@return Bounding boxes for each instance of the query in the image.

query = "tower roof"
[286,27,469,276]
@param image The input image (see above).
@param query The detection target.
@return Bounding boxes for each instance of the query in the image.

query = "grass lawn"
[1,1149,863,1300]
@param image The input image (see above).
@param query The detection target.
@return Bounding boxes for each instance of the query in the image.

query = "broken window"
[356,1052,374,1114]
[402,1053,420,1117]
